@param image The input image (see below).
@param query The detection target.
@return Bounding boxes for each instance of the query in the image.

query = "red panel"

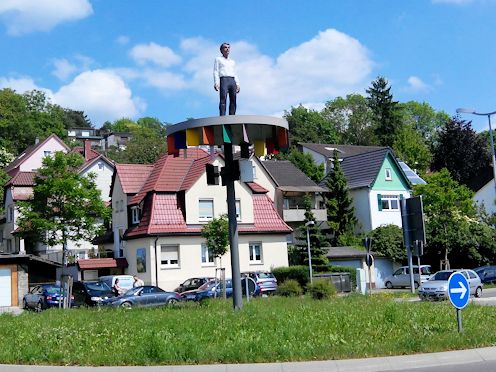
[202,126,215,145]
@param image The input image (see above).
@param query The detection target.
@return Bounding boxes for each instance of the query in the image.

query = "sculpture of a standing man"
[213,42,240,116]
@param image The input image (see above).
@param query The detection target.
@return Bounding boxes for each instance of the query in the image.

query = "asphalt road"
[391,360,496,372]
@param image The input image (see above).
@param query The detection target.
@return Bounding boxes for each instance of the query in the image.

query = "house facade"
[110,148,291,291]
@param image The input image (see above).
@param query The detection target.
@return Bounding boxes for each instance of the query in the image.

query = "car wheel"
[385,281,393,289]
[414,282,419,289]
[120,302,132,309]
[22,299,28,310]
[36,301,43,313]
[167,298,179,306]
[475,286,482,298]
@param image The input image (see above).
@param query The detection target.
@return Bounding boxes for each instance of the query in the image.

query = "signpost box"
[447,272,470,333]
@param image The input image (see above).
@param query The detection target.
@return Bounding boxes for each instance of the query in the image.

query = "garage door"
[0,269,11,307]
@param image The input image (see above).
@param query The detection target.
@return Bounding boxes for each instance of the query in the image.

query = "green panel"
[371,154,410,191]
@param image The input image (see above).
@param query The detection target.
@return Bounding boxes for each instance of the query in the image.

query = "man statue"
[213,42,240,116]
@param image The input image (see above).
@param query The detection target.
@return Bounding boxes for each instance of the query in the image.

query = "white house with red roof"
[1,135,114,260]
[110,148,291,291]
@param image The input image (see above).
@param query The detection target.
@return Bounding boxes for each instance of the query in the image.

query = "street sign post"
[363,237,373,295]
[447,272,470,333]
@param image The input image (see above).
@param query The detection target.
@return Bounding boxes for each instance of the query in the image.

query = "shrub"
[277,279,303,297]
[306,279,337,300]
[272,266,309,287]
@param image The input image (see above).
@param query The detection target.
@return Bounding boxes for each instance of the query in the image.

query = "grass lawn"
[1,294,496,366]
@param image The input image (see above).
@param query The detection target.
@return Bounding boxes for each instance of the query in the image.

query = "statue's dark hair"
[220,42,230,51]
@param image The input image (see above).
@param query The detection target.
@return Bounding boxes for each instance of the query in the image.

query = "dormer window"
[385,168,392,181]
[199,199,214,221]
[131,206,140,224]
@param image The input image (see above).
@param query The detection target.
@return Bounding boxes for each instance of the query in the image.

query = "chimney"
[35,137,39,144]
[84,140,92,161]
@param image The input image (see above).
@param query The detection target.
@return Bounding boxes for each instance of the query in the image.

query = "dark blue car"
[23,284,74,311]
[181,278,259,302]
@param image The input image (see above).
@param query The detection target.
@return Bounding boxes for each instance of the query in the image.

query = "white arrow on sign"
[450,281,468,299]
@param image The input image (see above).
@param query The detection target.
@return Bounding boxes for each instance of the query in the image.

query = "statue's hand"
[214,84,219,91]
[236,85,240,93]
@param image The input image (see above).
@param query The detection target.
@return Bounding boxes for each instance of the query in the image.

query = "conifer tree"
[325,151,357,245]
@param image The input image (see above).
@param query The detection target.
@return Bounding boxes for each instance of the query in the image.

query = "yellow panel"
[186,128,200,146]
[254,139,266,157]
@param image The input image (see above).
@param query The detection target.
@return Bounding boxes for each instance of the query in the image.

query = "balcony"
[283,208,327,222]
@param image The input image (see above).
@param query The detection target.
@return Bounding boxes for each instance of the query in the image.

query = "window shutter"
[399,194,404,200]
[377,194,383,211]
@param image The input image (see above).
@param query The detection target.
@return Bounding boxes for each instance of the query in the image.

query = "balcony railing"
[282,208,327,222]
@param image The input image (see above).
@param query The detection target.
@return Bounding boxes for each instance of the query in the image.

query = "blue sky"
[1,0,495,131]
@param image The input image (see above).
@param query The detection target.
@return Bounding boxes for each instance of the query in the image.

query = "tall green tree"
[321,94,376,145]
[63,109,92,129]
[286,148,325,183]
[284,105,338,145]
[432,117,491,187]
[368,224,405,263]
[392,124,432,175]
[17,152,110,258]
[366,76,402,147]
[325,151,356,245]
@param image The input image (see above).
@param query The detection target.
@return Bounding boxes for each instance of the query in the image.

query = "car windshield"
[123,288,140,296]
[88,282,111,291]
[44,285,61,294]
[431,271,454,281]
[420,266,431,275]
[198,280,217,290]
[256,272,274,279]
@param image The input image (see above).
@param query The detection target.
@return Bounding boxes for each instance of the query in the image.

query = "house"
[109,148,291,291]
[256,160,327,242]
[1,135,114,261]
[299,143,412,233]
[468,165,495,216]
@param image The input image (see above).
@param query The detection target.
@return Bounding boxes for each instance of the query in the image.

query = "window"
[385,168,392,181]
[6,239,12,252]
[44,151,52,157]
[201,243,215,265]
[235,199,241,221]
[252,166,257,179]
[7,206,14,222]
[131,206,140,224]
[379,195,399,211]
[161,245,180,268]
[98,162,104,170]
[120,200,124,212]
[199,199,214,221]
[249,242,262,264]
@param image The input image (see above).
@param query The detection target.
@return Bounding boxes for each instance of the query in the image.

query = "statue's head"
[220,42,230,57]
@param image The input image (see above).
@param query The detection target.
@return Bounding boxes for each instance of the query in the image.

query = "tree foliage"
[392,124,432,175]
[284,105,338,145]
[286,148,325,183]
[366,76,402,147]
[325,151,356,245]
[368,224,405,263]
[17,152,110,249]
[432,117,491,187]
[201,215,229,258]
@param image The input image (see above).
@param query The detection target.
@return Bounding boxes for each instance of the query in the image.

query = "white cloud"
[406,76,431,93]
[0,0,93,36]
[116,35,130,45]
[53,70,144,125]
[51,58,77,81]
[129,42,181,67]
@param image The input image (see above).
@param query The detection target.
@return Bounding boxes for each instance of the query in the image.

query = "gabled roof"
[327,246,384,259]
[129,148,212,205]
[260,160,326,192]
[322,147,410,190]
[299,143,385,159]
[125,193,291,238]
[113,163,154,195]
[5,172,36,187]
[5,134,70,174]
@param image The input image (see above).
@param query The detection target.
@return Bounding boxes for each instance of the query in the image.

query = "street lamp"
[305,220,315,284]
[456,108,496,198]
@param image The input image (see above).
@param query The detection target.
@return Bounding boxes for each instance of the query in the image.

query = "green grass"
[1,295,496,366]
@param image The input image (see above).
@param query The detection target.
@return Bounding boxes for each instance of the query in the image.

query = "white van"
[384,265,432,289]
[99,275,134,292]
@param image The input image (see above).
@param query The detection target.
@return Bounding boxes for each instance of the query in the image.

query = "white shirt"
[213,56,239,86]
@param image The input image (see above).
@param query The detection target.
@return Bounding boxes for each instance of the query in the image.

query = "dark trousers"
[219,76,237,116]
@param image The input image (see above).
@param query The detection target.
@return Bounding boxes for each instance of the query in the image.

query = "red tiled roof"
[5,172,36,186]
[248,194,292,233]
[129,148,212,205]
[77,258,128,270]
[71,146,101,162]
[115,163,154,194]
[245,182,269,194]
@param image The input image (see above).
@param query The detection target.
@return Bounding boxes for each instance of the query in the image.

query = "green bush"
[276,279,303,297]
[306,279,337,300]
[272,266,309,287]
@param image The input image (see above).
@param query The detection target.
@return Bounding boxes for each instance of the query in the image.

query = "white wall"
[111,176,128,231]
[125,234,289,291]
[474,180,496,216]
[19,139,68,172]
[80,160,114,203]
[368,190,410,230]
[350,188,372,233]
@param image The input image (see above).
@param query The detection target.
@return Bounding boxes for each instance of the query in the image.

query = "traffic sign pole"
[457,309,462,333]
[447,272,470,333]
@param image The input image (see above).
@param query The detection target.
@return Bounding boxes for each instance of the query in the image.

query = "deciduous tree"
[284,105,338,145]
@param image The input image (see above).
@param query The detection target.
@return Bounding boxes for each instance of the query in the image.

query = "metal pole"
[400,198,415,293]
[306,226,313,284]
[457,309,463,333]
[224,143,243,310]
[487,114,496,197]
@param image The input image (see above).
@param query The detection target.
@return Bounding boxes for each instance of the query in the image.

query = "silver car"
[418,269,483,301]
[384,265,432,289]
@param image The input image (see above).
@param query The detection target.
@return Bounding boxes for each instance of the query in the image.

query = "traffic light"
[206,164,219,185]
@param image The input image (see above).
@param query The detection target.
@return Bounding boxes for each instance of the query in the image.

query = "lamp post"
[305,220,315,284]
[456,108,496,198]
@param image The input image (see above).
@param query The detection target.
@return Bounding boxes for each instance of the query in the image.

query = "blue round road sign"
[448,272,470,309]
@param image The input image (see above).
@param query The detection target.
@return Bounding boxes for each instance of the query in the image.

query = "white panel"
[0,269,12,307]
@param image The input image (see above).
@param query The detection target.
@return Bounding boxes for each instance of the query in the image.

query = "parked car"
[384,265,432,289]
[474,266,496,284]
[174,277,214,293]
[418,269,483,301]
[23,284,74,311]
[181,278,259,301]
[98,275,134,291]
[72,281,115,307]
[242,271,277,296]
[101,285,181,308]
